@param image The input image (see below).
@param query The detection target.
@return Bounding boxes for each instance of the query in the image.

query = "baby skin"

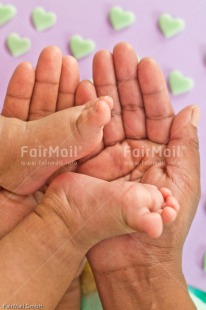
[0,95,113,195]
[0,89,180,306]
[0,47,179,239]
[0,46,180,304]
[42,173,179,241]
[0,174,179,305]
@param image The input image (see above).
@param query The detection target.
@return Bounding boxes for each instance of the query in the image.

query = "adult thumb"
[167,105,200,200]
[170,105,200,144]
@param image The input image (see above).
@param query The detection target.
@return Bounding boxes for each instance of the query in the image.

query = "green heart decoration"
[32,7,57,32]
[0,4,16,26]
[70,35,96,60]
[169,71,194,95]
[109,6,135,30]
[6,33,31,58]
[159,14,185,38]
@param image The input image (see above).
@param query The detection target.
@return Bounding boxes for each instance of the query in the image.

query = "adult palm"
[0,47,81,309]
[76,43,200,276]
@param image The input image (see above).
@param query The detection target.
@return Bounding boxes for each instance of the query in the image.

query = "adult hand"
[76,43,200,309]
[0,160,176,306]
[0,46,81,309]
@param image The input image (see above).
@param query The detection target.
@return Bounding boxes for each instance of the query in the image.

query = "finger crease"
[117,77,138,83]
[35,79,59,86]
[58,91,75,96]
[6,93,31,101]
[95,82,117,88]
[143,88,166,96]
[146,113,174,121]
[122,104,145,112]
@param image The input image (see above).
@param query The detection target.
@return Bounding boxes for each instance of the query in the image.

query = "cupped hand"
[0,46,81,309]
[76,43,200,275]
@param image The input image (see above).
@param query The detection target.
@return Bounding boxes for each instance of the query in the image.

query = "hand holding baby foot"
[0,46,115,309]
[0,171,178,306]
[75,43,200,309]
[0,43,199,310]
[0,47,113,196]
[0,47,84,309]
[0,96,112,195]
[0,46,83,237]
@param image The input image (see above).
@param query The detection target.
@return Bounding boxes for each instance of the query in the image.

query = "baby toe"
[165,196,180,212]
[161,206,177,224]
[159,187,172,199]
[138,212,163,239]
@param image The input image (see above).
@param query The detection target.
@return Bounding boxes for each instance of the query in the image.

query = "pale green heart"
[6,33,31,57]
[169,71,194,95]
[159,14,185,38]
[32,7,56,32]
[109,6,135,30]
[0,4,16,26]
[70,35,96,60]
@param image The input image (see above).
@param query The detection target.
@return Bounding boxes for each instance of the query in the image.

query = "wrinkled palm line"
[5,172,188,303]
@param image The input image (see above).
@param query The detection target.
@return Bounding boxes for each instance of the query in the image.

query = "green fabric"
[189,292,206,310]
[81,292,103,310]
[188,286,206,304]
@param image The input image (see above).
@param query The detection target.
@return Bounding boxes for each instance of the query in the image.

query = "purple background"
[0,0,205,291]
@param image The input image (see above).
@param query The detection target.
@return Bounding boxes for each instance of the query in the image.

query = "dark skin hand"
[1,43,200,309]
[75,42,200,309]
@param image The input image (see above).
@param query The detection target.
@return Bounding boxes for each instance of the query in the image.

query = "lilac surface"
[0,0,206,290]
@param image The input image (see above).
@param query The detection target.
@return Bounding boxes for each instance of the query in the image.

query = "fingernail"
[191,106,200,127]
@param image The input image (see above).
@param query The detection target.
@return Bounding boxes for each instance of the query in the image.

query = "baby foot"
[0,96,113,195]
[0,48,83,240]
[41,173,179,245]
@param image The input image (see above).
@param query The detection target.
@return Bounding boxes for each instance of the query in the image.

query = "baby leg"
[0,96,113,195]
[43,172,179,242]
